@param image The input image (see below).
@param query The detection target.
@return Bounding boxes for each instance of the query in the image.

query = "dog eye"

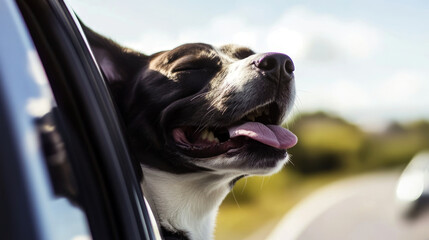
[172,63,205,73]
[171,58,215,73]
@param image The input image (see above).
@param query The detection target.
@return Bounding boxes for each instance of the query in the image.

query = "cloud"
[297,69,429,128]
[125,31,179,54]
[376,70,429,108]
[266,27,307,60]
[125,6,382,64]
[297,79,371,114]
[265,6,382,61]
[126,15,258,53]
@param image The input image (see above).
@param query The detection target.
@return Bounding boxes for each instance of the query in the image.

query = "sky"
[67,0,429,131]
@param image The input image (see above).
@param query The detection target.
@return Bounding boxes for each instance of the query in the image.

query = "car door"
[0,0,161,239]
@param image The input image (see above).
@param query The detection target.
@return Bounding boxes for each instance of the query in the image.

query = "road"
[265,171,429,240]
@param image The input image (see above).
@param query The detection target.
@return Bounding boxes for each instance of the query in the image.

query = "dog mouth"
[172,102,297,158]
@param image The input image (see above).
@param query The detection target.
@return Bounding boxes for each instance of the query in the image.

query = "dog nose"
[254,53,294,81]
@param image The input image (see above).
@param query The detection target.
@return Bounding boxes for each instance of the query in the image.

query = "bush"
[287,112,429,174]
[287,112,364,173]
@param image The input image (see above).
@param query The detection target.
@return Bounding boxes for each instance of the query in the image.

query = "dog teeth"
[200,129,209,140]
[207,131,215,141]
[246,109,264,121]
[200,129,219,143]
[207,132,220,143]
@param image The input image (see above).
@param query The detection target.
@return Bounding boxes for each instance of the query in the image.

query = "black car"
[0,0,161,239]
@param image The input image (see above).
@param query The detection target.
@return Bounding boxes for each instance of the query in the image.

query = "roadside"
[266,170,429,240]
[215,169,357,240]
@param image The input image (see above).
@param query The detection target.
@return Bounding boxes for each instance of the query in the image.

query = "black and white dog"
[83,26,297,240]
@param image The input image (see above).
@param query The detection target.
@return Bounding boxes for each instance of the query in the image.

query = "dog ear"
[80,22,147,83]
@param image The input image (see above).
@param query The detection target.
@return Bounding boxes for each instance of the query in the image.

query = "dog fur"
[83,25,297,240]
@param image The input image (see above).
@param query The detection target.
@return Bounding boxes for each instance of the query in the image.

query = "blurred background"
[67,0,429,239]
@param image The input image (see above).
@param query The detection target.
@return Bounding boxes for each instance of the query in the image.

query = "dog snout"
[253,53,294,82]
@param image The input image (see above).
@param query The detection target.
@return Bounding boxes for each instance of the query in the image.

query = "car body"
[0,0,161,239]
[396,151,429,218]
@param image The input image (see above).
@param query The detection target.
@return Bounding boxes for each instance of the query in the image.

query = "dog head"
[84,28,297,177]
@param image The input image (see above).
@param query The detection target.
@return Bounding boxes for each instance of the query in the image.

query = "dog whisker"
[190,92,206,101]
[287,155,295,166]
[260,176,266,190]
[231,188,241,209]
[240,178,248,195]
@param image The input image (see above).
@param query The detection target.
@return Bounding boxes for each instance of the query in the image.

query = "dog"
[83,25,297,240]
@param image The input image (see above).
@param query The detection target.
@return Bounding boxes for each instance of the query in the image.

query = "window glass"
[27,40,93,240]
[37,109,93,240]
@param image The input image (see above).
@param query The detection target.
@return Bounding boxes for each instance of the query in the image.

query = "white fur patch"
[141,167,240,240]
[192,153,290,176]
[140,153,289,239]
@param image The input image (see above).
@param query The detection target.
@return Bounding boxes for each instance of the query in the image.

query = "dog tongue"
[228,122,297,149]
